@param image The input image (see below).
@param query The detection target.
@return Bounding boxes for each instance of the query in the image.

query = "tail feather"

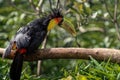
[10,52,24,80]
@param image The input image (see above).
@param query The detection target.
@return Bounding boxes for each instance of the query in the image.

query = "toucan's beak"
[60,18,76,36]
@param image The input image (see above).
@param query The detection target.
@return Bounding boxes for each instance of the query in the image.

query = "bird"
[2,0,76,80]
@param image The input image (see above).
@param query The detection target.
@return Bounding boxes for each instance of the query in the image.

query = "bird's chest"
[31,28,46,38]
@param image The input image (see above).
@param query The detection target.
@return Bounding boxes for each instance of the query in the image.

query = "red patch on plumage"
[54,18,62,24]
[18,48,27,54]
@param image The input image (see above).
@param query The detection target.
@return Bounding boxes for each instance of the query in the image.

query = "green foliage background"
[0,0,120,80]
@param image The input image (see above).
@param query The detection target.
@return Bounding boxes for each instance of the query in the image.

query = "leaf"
[60,75,73,80]
[89,56,104,70]
[76,73,87,80]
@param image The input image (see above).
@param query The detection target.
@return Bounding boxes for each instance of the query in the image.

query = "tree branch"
[103,0,120,40]
[29,0,37,12]
[1,48,120,63]
[37,31,49,75]
[10,0,37,15]
[103,0,113,20]
[113,0,120,40]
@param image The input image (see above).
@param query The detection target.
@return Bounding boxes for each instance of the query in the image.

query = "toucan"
[2,0,76,80]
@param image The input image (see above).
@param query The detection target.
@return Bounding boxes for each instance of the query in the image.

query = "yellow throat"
[47,18,62,31]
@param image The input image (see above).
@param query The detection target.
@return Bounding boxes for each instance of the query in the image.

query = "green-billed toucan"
[2,0,76,80]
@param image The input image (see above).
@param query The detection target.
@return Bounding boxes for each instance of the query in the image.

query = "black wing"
[3,26,31,58]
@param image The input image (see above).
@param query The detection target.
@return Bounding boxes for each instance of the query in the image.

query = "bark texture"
[0,48,120,63]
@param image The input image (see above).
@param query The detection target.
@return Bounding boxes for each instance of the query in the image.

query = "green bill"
[60,18,77,36]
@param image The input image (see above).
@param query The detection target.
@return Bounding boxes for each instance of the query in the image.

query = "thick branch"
[0,48,120,63]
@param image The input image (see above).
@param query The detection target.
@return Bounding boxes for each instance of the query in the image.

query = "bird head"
[47,0,76,36]
[47,8,63,31]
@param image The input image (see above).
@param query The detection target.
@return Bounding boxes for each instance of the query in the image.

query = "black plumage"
[3,8,63,80]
